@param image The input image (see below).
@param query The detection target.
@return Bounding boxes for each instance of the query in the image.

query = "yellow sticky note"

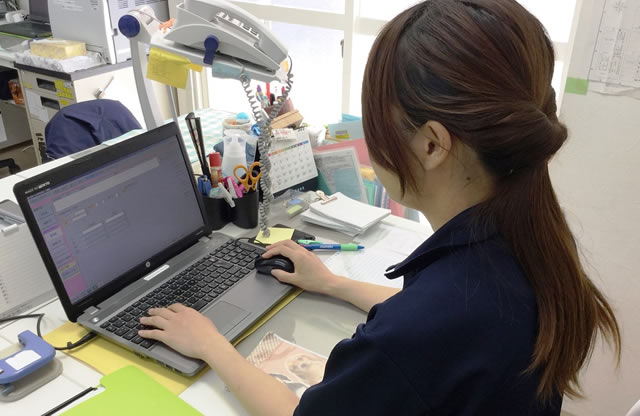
[146,47,191,89]
[54,80,64,89]
[280,59,289,73]
[189,63,203,72]
[60,99,69,107]
[255,227,294,245]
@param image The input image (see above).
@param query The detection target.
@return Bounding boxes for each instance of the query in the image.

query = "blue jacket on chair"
[45,99,141,160]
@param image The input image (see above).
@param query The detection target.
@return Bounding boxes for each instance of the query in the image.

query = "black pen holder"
[231,190,259,229]
[201,195,231,230]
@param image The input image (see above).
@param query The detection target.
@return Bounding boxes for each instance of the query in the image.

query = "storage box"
[30,39,87,60]
[271,110,304,129]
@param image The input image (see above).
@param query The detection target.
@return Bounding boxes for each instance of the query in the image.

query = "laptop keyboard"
[99,240,263,348]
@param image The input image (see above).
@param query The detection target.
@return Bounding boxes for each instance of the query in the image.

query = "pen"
[41,386,98,416]
[197,176,212,196]
[186,113,210,181]
[300,243,365,251]
[257,85,267,108]
[195,117,211,180]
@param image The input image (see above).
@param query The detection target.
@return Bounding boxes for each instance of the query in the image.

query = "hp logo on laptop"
[145,261,151,268]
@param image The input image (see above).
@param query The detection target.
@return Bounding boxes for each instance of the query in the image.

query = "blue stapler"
[0,330,56,398]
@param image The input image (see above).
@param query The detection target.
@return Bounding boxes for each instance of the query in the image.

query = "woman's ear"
[411,121,452,171]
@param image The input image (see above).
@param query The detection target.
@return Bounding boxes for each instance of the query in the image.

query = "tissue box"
[30,39,87,59]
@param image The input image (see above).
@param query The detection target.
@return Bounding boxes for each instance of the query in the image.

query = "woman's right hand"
[262,240,339,295]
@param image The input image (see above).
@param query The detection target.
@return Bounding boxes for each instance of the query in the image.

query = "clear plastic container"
[221,133,248,178]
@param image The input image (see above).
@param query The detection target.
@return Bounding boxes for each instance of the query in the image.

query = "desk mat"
[44,288,303,395]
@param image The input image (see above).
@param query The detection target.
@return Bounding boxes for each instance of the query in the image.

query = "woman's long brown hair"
[362,0,621,402]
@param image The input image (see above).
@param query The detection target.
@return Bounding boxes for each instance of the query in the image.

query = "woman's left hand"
[138,303,224,359]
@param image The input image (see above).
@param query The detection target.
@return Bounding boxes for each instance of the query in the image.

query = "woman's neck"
[419,166,494,231]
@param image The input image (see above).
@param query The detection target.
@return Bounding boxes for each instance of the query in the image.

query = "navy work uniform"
[294,207,562,415]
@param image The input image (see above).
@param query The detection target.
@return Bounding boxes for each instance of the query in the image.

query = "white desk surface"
[0,172,24,202]
[0,151,432,415]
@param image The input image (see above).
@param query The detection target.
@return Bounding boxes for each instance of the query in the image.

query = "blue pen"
[300,243,364,251]
[197,176,212,196]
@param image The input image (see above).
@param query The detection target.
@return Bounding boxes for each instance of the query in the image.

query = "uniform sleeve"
[293,324,429,416]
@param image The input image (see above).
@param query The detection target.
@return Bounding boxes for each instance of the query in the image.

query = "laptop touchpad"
[204,301,250,335]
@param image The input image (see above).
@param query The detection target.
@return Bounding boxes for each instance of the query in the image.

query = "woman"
[139,0,621,414]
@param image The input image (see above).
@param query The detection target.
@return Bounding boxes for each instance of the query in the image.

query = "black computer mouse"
[254,255,295,274]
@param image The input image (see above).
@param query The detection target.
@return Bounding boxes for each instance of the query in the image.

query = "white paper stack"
[301,192,391,236]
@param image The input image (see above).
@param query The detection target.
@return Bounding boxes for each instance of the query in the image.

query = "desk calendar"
[267,129,318,194]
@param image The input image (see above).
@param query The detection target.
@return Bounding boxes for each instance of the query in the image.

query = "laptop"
[0,0,51,39]
[14,123,293,376]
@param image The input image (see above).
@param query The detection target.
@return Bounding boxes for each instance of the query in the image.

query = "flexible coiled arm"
[239,59,293,237]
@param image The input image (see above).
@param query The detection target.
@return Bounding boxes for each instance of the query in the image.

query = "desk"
[0,147,432,415]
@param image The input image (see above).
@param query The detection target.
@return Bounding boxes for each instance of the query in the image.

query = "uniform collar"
[385,205,497,281]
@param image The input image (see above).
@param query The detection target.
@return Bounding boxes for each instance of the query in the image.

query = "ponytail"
[477,166,621,401]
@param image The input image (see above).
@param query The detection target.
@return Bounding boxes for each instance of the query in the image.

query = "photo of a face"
[286,353,325,386]
[247,332,328,397]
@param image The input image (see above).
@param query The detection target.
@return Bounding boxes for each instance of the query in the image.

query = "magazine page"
[247,332,328,397]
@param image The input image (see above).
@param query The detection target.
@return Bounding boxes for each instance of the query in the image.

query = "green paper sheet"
[62,366,202,415]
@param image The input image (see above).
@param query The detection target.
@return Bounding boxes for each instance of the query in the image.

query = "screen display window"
[26,137,204,304]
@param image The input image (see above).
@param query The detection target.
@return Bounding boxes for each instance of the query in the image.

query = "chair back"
[44,99,141,160]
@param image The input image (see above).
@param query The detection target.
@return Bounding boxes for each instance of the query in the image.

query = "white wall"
[553,1,640,414]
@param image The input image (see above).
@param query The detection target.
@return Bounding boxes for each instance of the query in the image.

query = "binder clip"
[315,190,337,205]
[0,330,62,402]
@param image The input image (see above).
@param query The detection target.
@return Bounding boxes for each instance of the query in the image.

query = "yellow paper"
[146,47,191,89]
[43,290,302,393]
[189,64,203,72]
[255,227,295,245]
[44,322,203,394]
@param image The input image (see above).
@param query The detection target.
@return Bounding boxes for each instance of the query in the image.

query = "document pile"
[301,192,390,236]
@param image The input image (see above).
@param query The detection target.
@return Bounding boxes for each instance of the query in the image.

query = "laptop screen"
[29,0,49,23]
[24,135,205,305]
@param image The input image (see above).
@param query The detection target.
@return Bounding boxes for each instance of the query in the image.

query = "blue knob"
[119,15,141,39]
[204,35,220,65]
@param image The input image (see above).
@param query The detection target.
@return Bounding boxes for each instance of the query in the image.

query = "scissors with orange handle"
[233,162,262,192]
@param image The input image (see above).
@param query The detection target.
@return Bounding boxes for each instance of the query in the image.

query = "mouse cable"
[0,313,97,351]
[235,237,267,247]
